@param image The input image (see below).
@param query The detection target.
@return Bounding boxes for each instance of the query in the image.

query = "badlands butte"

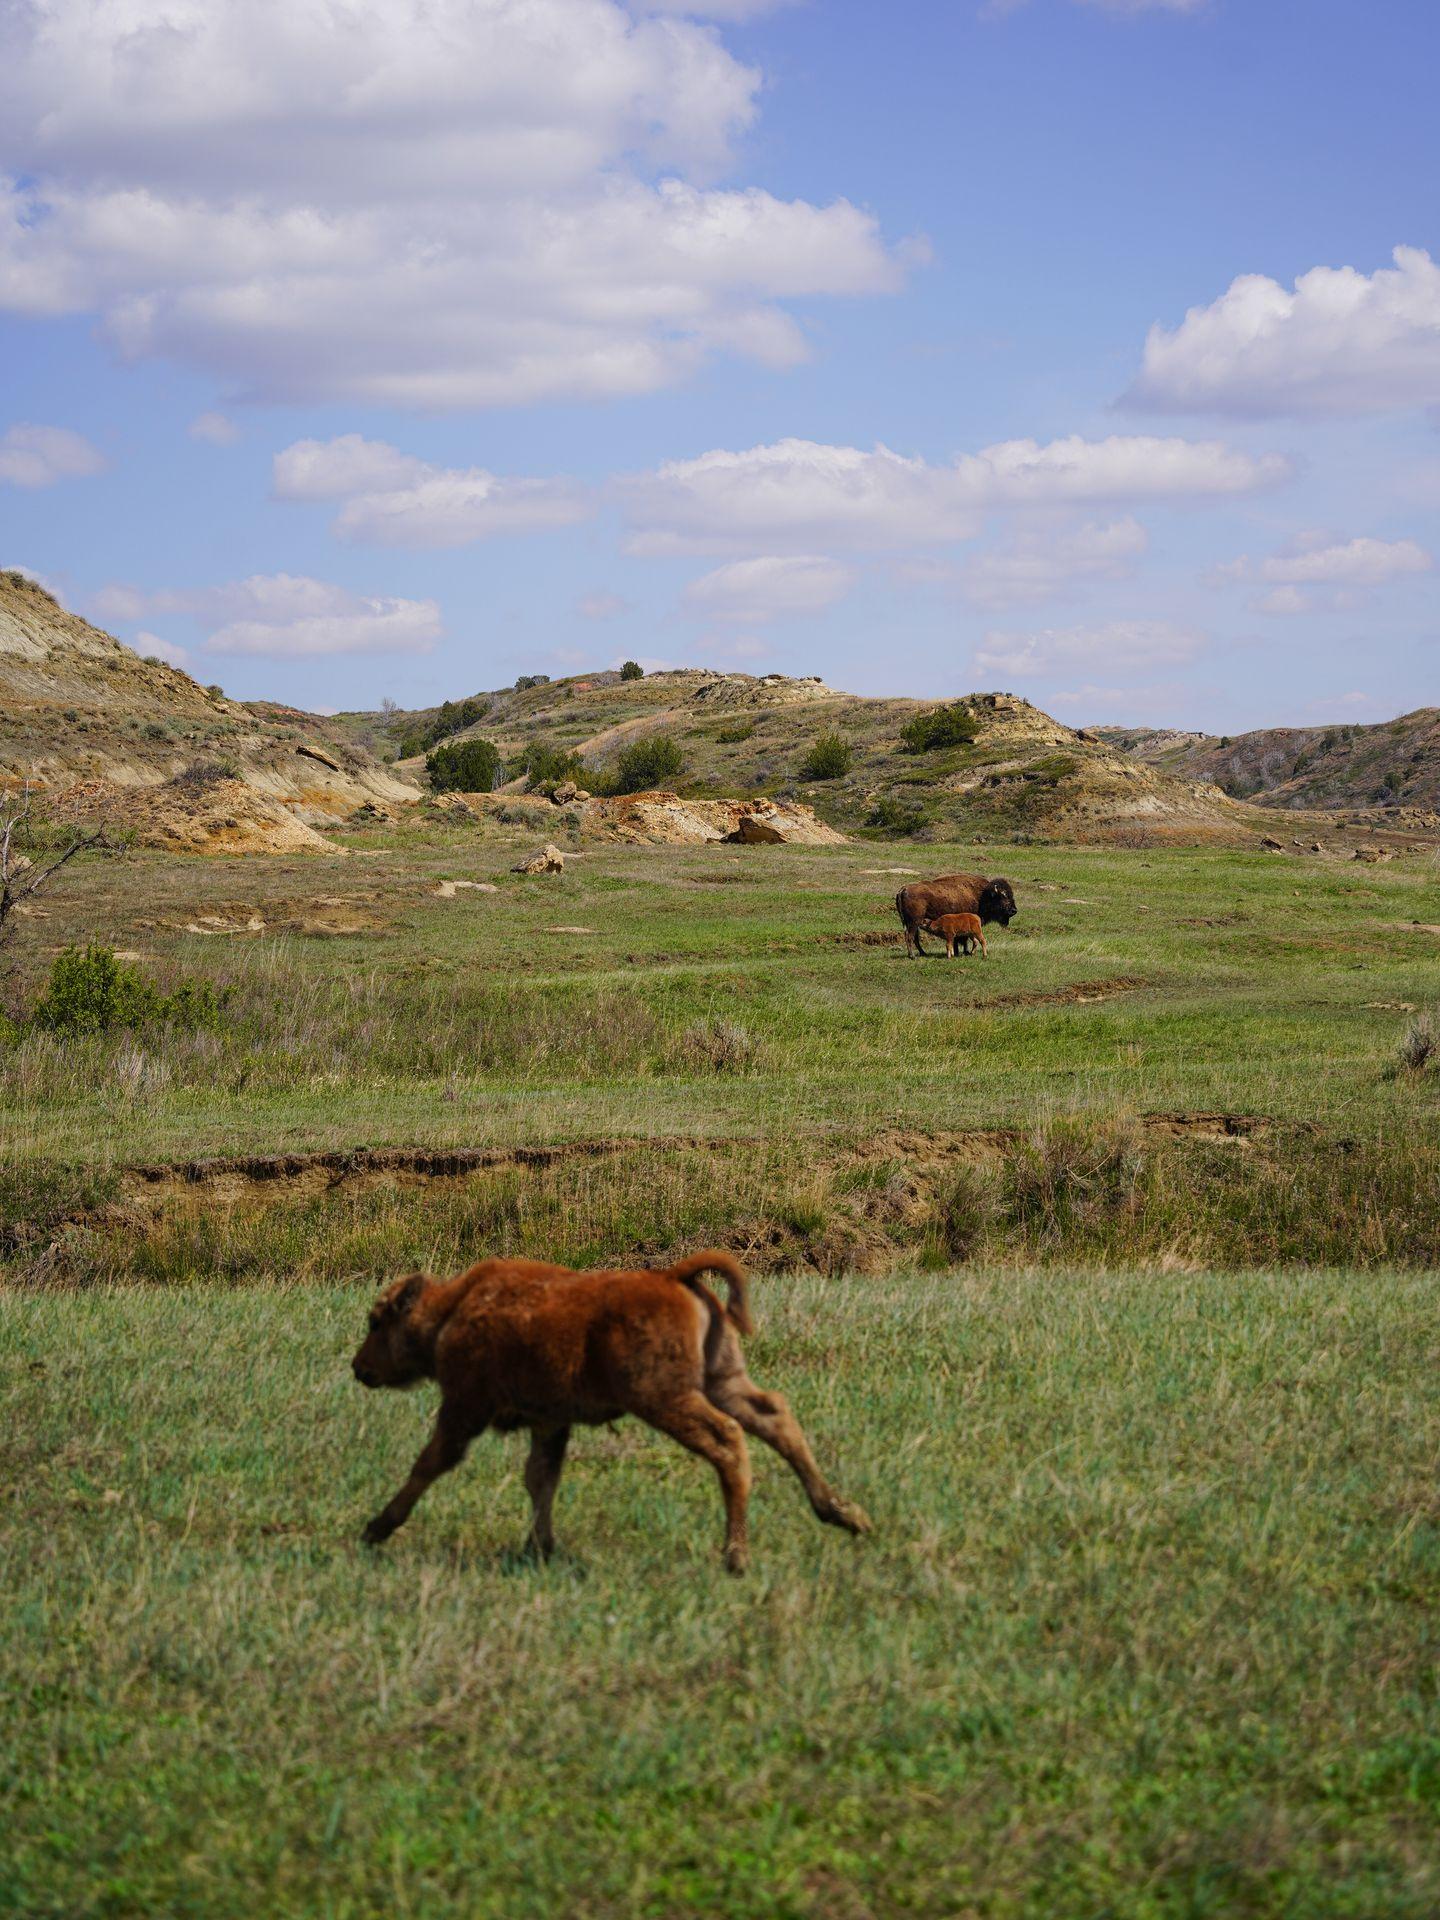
[3,565,1438,853]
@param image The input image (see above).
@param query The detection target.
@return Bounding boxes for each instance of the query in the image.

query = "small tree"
[426,738,505,792]
[799,733,853,781]
[613,733,685,794]
[899,703,980,753]
[1,781,109,963]
[620,660,644,681]
[515,673,551,692]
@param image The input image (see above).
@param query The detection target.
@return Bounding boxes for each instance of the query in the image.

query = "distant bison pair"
[353,1250,869,1572]
[895,872,1017,956]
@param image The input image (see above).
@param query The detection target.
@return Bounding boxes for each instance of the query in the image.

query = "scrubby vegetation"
[31,944,227,1038]
[609,731,686,794]
[620,660,643,681]
[798,732,853,781]
[425,737,504,792]
[899,701,981,753]
[394,694,491,759]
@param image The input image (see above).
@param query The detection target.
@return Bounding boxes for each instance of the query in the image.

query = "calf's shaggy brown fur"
[924,911,986,958]
[351,1250,870,1572]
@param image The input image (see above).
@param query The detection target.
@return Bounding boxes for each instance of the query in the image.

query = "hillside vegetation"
[0,571,410,847]
[339,668,1267,845]
[1100,708,1440,819]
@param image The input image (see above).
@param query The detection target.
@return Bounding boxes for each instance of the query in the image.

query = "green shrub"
[515,673,550,692]
[620,660,643,681]
[799,733,853,781]
[426,738,504,792]
[32,946,226,1038]
[396,694,492,759]
[515,741,585,788]
[899,703,980,753]
[866,796,926,835]
[611,733,685,794]
[716,720,754,745]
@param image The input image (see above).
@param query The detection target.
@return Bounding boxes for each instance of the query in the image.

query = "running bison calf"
[352,1250,870,1572]
[924,911,986,958]
[897,872,1016,955]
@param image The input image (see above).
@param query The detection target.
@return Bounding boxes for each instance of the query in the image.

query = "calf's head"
[979,877,1017,926]
[352,1273,430,1389]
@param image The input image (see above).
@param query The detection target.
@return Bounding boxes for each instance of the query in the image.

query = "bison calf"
[351,1250,870,1572]
[924,911,986,958]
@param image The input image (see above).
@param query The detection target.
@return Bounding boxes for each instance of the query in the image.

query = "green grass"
[2,839,1438,1172]
[3,1269,1438,1918]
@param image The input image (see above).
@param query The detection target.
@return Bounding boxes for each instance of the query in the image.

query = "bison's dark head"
[352,1272,431,1390]
[979,878,1017,926]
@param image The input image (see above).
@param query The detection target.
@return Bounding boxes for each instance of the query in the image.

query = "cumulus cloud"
[624,434,1286,555]
[682,554,857,623]
[1125,246,1440,417]
[959,517,1147,607]
[0,422,104,488]
[273,435,590,547]
[1217,533,1433,615]
[974,619,1201,678]
[188,411,240,446]
[0,1,907,408]
[93,573,442,658]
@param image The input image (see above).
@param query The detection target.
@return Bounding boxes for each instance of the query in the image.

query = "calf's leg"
[363,1405,477,1545]
[523,1425,571,1559]
[641,1392,752,1573]
[708,1372,871,1537]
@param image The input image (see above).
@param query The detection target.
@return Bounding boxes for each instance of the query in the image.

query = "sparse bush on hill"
[32,945,226,1038]
[715,719,755,745]
[609,732,686,794]
[171,758,238,789]
[799,733,853,781]
[396,694,491,759]
[515,673,551,692]
[515,741,587,790]
[1397,1014,1436,1077]
[426,737,504,792]
[866,796,926,836]
[899,702,980,753]
[620,660,644,681]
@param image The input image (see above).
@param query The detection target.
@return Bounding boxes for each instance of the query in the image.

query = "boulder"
[513,843,566,874]
[725,814,787,845]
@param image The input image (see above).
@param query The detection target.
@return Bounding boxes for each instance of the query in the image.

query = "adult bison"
[895,872,1017,956]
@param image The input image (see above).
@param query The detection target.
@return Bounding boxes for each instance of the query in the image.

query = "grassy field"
[3,831,1439,1915]
[3,1268,1438,1919]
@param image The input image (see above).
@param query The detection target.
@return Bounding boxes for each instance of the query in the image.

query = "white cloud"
[0,422,104,488]
[960,517,1147,607]
[624,434,1286,555]
[273,435,590,547]
[577,592,631,620]
[93,573,442,658]
[0,1,907,408]
[130,629,190,669]
[682,554,857,623]
[1125,246,1440,417]
[1217,534,1433,615]
[975,619,1201,678]
[188,410,240,446]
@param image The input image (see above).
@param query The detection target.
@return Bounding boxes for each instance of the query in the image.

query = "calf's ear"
[394,1272,426,1318]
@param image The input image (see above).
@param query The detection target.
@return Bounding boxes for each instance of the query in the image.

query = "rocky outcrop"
[584,792,846,847]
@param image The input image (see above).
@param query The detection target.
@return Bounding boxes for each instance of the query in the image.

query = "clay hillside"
[336,665,1271,844]
[0,570,412,850]
[1098,712,1440,822]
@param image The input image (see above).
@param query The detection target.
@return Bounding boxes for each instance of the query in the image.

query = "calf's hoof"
[724,1544,751,1576]
[824,1498,872,1536]
[362,1516,395,1547]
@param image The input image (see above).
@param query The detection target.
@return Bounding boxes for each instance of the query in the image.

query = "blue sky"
[2,0,1436,728]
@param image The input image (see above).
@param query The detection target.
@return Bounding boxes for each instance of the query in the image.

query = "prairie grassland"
[3,1269,1438,1919]
[3,835,1438,1174]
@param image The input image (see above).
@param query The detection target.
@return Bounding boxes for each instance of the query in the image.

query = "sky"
[2,0,1437,730]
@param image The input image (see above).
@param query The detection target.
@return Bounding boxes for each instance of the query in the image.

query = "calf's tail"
[666,1249,754,1337]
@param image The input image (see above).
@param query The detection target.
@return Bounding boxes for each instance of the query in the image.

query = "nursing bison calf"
[896,872,1016,956]
[925,911,986,958]
[352,1250,870,1573]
